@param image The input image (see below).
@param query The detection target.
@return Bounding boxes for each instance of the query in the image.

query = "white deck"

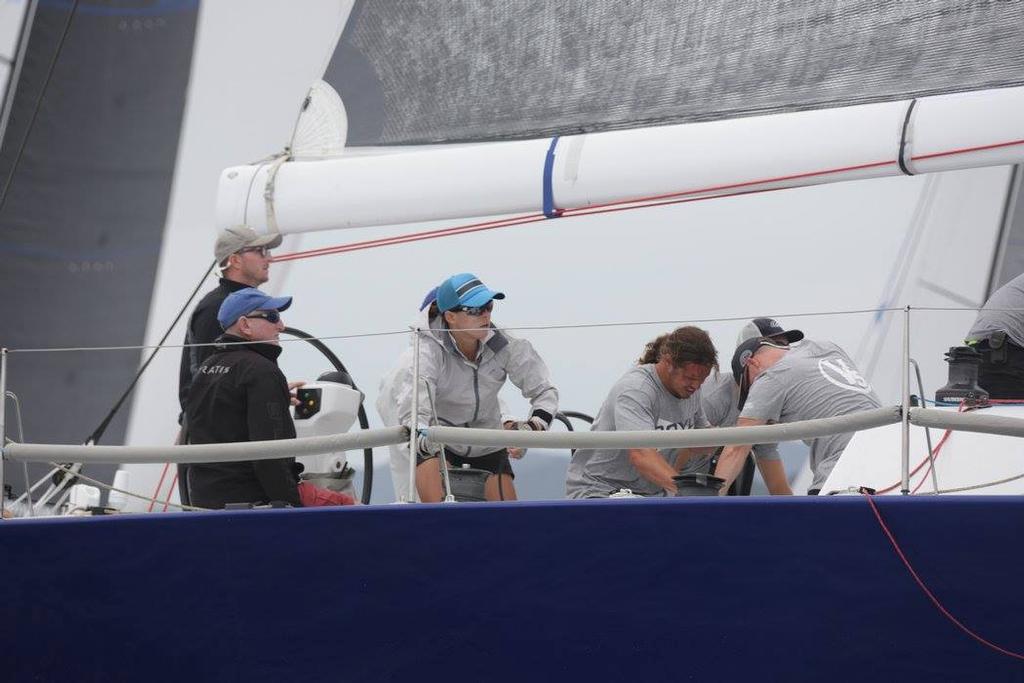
[824,403,1024,495]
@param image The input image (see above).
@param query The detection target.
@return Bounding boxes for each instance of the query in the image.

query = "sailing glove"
[505,416,548,431]
[416,434,442,461]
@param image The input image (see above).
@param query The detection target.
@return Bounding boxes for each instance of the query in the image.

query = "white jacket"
[379,309,559,458]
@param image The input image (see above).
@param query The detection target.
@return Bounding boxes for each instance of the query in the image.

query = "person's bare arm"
[756,458,792,495]
[629,448,680,494]
[673,447,716,471]
[712,417,768,491]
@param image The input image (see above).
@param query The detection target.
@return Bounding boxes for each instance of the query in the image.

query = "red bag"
[297,482,356,507]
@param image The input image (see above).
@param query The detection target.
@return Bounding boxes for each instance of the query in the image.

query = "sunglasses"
[245,310,281,324]
[451,301,494,316]
[236,246,272,258]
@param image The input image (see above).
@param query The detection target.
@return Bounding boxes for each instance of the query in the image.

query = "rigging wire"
[0,0,79,216]
[916,471,1024,495]
[49,462,207,512]
[84,259,216,446]
[25,260,217,516]
[863,492,1024,661]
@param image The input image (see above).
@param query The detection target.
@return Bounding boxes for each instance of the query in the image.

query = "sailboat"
[2,1,1023,679]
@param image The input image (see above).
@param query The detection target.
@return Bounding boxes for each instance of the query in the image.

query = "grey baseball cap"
[214,225,283,263]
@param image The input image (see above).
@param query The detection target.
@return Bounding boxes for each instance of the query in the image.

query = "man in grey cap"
[714,335,881,495]
[695,318,803,495]
[175,225,282,503]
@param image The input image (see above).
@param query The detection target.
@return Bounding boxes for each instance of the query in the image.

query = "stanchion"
[407,328,420,503]
[901,306,911,495]
[1,348,7,517]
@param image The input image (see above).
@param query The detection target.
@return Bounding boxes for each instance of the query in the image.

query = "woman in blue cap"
[389,273,559,502]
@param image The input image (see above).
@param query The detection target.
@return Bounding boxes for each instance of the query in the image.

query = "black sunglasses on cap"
[450,301,494,316]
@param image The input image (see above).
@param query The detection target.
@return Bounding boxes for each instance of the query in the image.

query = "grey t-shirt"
[565,364,709,498]
[968,272,1024,347]
[740,340,881,490]
[698,372,780,466]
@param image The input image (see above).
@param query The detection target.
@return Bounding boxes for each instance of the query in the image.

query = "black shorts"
[417,447,514,477]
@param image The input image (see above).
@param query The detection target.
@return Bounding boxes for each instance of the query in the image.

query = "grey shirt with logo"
[968,272,1024,347]
[565,364,709,498]
[740,339,881,490]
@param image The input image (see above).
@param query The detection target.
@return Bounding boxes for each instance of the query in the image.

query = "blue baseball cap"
[420,286,439,311]
[218,287,293,330]
[436,273,505,313]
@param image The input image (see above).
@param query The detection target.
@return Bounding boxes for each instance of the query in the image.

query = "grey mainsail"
[0,1,199,487]
[326,0,1024,146]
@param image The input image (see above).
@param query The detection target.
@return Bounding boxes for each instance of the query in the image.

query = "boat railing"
[4,304,1024,512]
[4,404,1022,462]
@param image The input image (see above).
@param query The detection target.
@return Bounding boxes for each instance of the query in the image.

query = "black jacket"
[185,334,301,508]
[178,278,250,414]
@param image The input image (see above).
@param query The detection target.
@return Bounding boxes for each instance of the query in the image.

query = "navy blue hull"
[1,497,1022,681]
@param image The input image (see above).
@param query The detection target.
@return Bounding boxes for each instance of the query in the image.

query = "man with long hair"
[565,326,718,498]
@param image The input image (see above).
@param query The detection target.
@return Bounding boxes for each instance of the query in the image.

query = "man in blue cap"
[175,225,282,504]
[184,288,352,509]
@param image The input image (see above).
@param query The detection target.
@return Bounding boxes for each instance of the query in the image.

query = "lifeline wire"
[49,462,207,512]
[5,307,903,354]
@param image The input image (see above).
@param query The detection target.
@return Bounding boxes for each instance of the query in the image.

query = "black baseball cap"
[731,336,789,410]
[736,317,804,346]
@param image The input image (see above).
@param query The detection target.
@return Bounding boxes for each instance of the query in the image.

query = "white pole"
[900,306,911,495]
[1,348,7,517]
[407,328,421,503]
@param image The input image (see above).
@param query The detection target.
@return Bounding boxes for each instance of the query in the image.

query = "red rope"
[273,184,784,263]
[269,137,1024,265]
[910,428,954,494]
[558,158,895,215]
[163,474,177,512]
[272,213,547,263]
[147,463,170,513]
[877,403,966,495]
[863,493,1024,660]
[911,137,1024,162]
